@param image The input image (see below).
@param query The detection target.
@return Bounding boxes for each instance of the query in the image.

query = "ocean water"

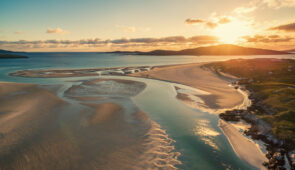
[0,53,294,169]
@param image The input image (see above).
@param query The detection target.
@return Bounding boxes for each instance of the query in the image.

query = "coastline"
[129,63,269,169]
[219,119,267,169]
[7,62,274,169]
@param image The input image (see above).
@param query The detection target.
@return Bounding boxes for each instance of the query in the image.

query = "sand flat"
[131,63,244,109]
[219,120,267,169]
[0,80,181,169]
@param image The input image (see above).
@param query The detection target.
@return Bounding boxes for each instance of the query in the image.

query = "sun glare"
[213,19,252,44]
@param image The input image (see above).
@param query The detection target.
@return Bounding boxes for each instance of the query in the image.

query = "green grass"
[207,58,295,146]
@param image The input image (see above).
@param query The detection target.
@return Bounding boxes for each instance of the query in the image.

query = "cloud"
[0,35,219,51]
[233,0,295,14]
[185,16,230,29]
[243,34,294,43]
[185,19,205,25]
[218,17,231,24]
[124,26,136,33]
[262,0,295,9]
[116,25,150,33]
[269,22,295,32]
[14,31,23,34]
[46,28,69,35]
[205,22,218,29]
[233,6,257,14]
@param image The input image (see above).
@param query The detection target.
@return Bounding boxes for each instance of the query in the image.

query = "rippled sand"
[0,79,181,169]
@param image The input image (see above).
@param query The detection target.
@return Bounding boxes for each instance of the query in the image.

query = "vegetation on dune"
[208,58,295,146]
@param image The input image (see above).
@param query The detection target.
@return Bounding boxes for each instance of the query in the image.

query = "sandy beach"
[219,120,267,169]
[130,63,244,110]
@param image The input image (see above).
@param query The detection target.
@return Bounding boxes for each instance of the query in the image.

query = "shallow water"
[1,53,295,169]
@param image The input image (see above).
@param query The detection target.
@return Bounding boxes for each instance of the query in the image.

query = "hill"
[136,44,290,56]
[0,49,28,59]
[285,49,295,53]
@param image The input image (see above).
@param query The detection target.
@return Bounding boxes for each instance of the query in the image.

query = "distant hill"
[285,49,295,53]
[0,49,28,59]
[134,44,290,56]
[0,49,13,53]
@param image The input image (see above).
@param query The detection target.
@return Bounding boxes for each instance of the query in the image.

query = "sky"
[0,0,294,52]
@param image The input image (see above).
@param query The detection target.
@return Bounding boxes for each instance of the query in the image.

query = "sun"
[213,19,252,44]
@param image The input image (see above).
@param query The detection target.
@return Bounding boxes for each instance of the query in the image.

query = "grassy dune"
[207,58,295,146]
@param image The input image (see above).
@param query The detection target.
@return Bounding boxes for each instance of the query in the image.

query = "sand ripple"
[0,80,181,170]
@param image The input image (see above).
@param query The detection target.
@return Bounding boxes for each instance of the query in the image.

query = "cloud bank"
[0,35,219,51]
[243,34,294,43]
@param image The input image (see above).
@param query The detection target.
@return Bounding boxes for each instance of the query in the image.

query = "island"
[0,49,28,59]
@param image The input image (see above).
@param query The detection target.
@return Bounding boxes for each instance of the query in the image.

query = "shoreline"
[218,84,293,169]
[206,58,295,169]
[219,119,267,169]
[128,63,269,168]
[130,63,245,110]
[7,62,274,168]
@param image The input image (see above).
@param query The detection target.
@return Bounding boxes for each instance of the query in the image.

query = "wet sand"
[219,120,267,169]
[5,62,266,169]
[0,80,180,169]
[131,63,244,109]
[10,63,243,109]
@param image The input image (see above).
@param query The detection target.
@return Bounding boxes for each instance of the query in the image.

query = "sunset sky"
[0,0,294,52]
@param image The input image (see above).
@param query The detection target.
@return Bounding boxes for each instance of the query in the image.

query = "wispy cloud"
[185,19,205,25]
[218,17,231,24]
[233,0,295,15]
[14,31,24,34]
[124,26,136,32]
[185,16,231,29]
[46,28,69,35]
[233,6,257,14]
[262,0,295,9]
[269,22,295,32]
[116,25,150,33]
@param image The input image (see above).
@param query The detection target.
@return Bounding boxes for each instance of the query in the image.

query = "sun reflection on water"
[194,119,220,150]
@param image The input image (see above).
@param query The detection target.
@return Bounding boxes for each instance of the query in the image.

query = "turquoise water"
[1,53,295,169]
[114,76,252,169]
